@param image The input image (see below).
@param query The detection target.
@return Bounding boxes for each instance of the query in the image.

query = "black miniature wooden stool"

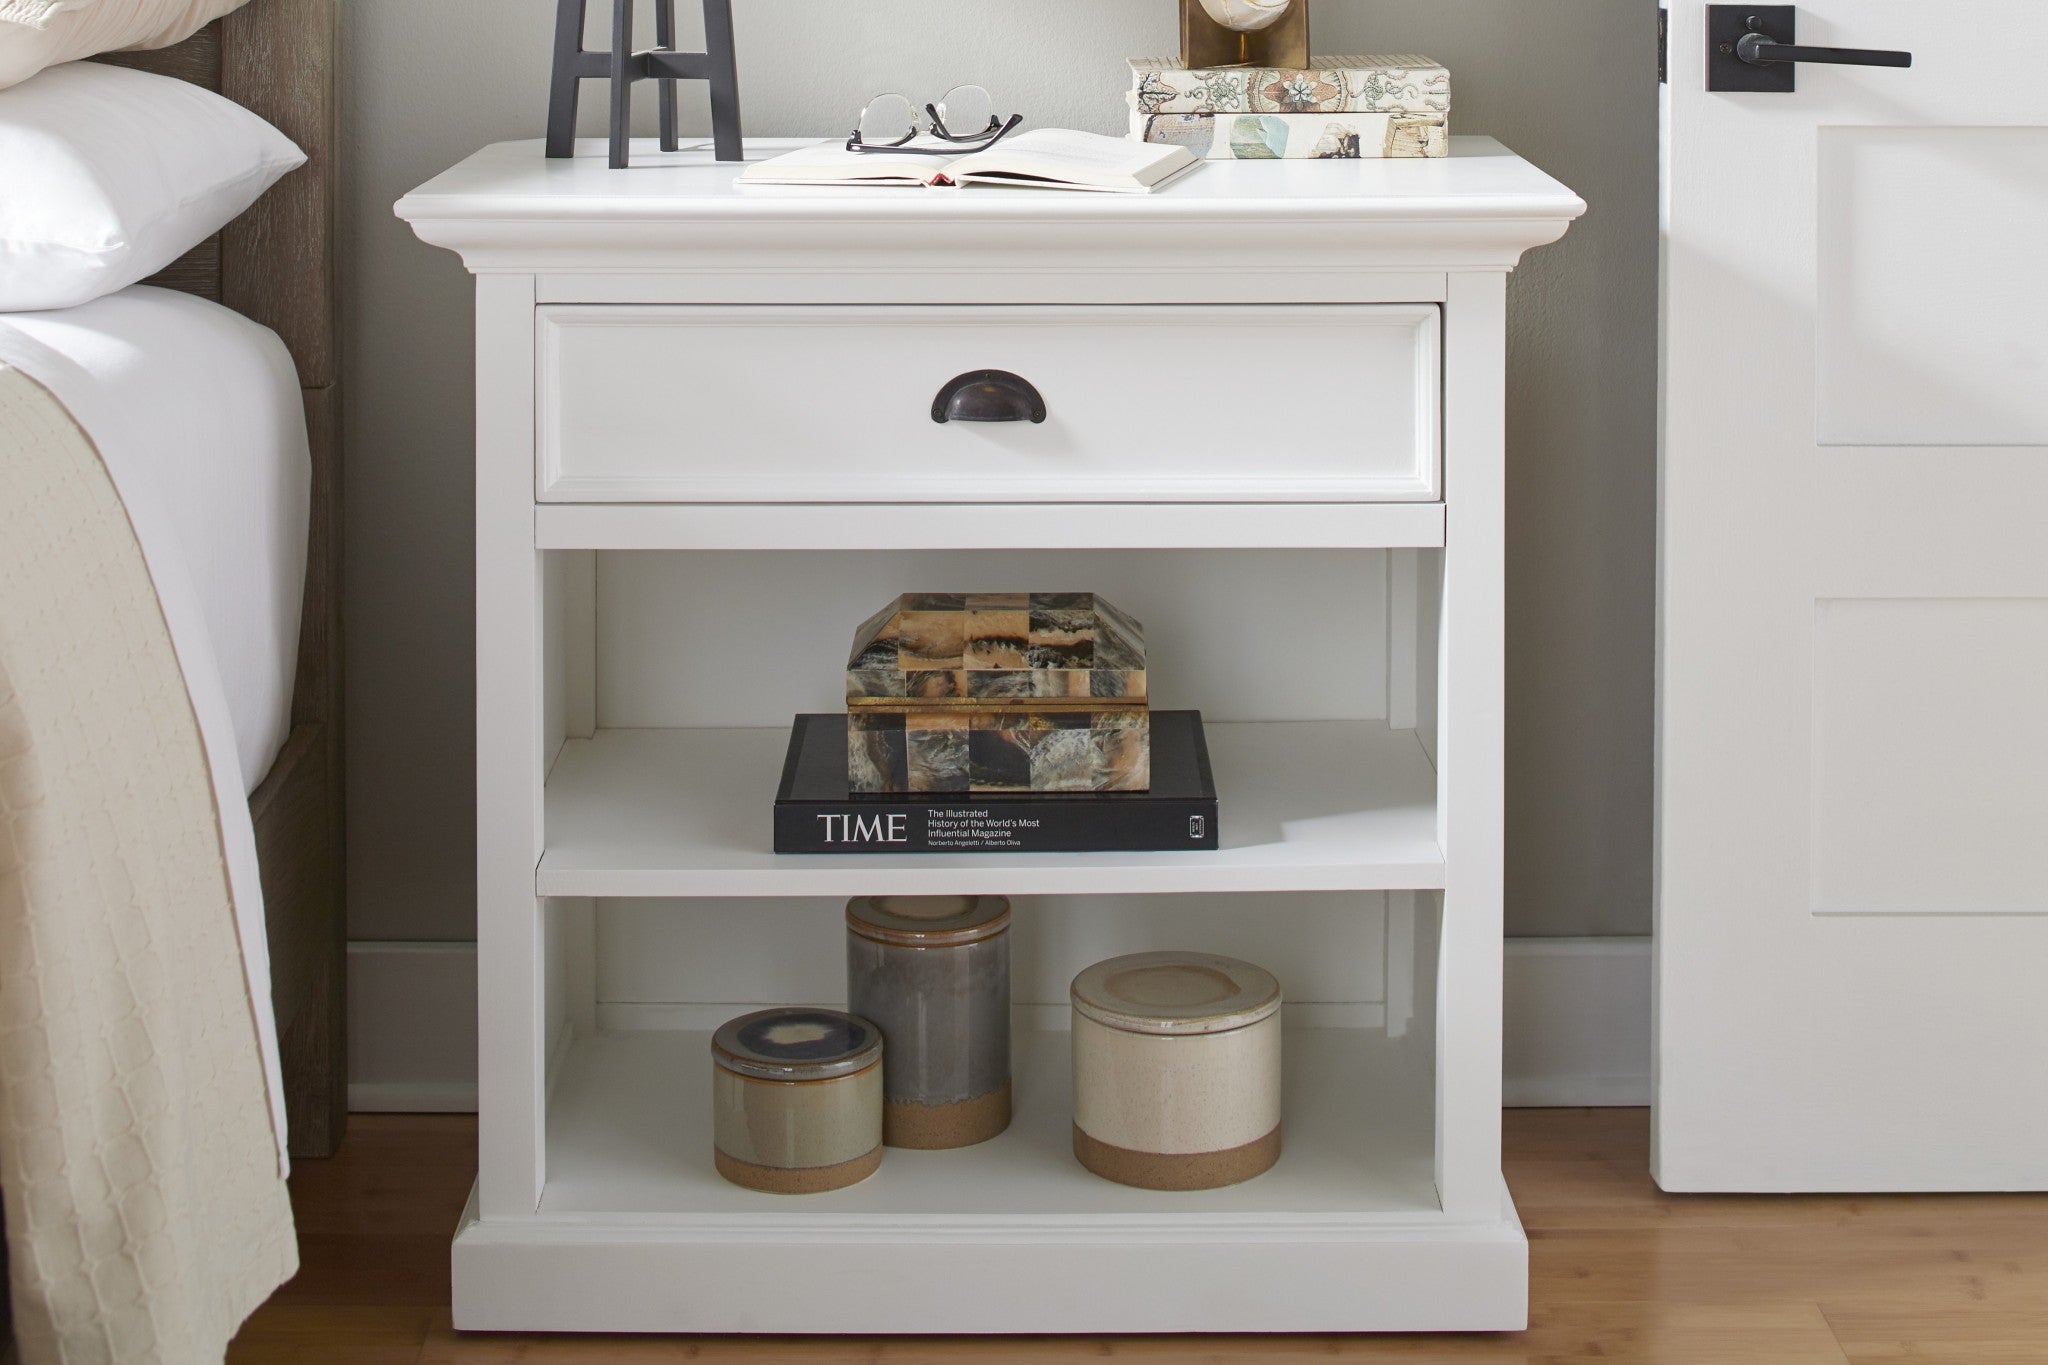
[546,0,742,169]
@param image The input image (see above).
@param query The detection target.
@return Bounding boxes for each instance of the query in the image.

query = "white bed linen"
[0,284,308,1160]
[0,286,307,794]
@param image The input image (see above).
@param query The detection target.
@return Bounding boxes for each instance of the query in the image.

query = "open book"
[737,128,1199,194]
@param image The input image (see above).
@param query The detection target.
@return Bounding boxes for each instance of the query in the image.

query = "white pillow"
[0,0,250,90]
[0,60,303,311]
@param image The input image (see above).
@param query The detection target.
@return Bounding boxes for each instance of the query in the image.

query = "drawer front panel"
[537,305,1440,504]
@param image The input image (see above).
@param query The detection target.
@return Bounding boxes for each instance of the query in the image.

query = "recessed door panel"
[1812,597,2048,916]
[1817,127,2048,447]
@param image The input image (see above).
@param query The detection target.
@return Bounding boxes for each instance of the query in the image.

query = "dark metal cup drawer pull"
[932,370,1048,424]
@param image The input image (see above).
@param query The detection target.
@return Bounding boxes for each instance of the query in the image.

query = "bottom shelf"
[450,1023,1527,1333]
[540,1024,1437,1220]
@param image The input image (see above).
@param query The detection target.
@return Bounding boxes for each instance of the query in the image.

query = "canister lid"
[847,894,1011,947]
[711,1007,883,1081]
[1070,951,1282,1036]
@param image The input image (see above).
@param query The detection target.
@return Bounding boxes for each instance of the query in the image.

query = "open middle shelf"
[540,1022,1438,1222]
[539,718,1443,898]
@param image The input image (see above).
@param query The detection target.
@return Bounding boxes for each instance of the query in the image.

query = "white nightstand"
[399,136,1582,1335]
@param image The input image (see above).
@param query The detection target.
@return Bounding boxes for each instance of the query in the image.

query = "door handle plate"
[1706,5,1913,93]
[1709,6,1796,92]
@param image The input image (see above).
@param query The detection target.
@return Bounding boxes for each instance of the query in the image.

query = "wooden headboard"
[91,0,347,1158]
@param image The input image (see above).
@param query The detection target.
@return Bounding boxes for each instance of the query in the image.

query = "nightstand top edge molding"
[397,136,1585,275]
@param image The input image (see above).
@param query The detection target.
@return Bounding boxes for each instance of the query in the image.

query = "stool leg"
[702,0,742,161]
[545,0,588,159]
[608,0,634,169]
[655,0,679,151]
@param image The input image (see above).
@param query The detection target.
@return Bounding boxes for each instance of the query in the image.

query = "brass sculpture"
[1181,0,1309,69]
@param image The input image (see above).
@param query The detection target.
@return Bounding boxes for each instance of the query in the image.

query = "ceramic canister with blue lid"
[710,1007,883,1193]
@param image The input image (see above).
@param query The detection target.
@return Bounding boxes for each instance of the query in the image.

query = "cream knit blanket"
[0,365,294,1364]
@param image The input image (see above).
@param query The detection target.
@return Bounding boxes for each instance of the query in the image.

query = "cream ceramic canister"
[1069,951,1282,1190]
[710,1007,883,1194]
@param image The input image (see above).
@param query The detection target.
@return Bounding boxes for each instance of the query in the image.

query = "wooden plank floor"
[228,1109,2048,1363]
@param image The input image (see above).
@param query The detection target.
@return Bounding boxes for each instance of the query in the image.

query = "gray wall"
[341,0,1658,943]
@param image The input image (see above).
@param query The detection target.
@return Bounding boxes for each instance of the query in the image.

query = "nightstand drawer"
[537,304,1440,503]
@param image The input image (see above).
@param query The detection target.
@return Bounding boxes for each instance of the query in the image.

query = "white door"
[1659,1,2048,1191]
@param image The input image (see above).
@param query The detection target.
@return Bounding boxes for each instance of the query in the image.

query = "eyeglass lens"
[935,85,993,136]
[858,93,916,145]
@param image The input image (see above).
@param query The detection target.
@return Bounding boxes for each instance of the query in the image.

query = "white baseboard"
[346,934,1651,1114]
[347,941,479,1112]
[1503,936,1652,1107]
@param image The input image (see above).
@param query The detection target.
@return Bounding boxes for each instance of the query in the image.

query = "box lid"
[1071,951,1282,1035]
[846,592,1147,706]
[711,1007,883,1081]
[846,895,1012,946]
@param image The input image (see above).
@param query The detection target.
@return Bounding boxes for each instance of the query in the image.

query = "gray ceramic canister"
[845,895,1012,1148]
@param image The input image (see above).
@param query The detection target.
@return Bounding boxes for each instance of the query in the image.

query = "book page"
[943,128,1194,189]
[737,142,952,187]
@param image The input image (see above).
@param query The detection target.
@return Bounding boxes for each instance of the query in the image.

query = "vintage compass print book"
[1126,54,1451,116]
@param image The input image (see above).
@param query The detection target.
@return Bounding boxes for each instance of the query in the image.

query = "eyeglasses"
[846,85,1023,155]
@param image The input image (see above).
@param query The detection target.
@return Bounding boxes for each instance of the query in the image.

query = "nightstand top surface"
[397,135,1583,227]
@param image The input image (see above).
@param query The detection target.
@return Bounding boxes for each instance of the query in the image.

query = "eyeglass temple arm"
[846,113,1021,156]
[863,124,919,147]
[925,106,1021,143]
[845,133,969,155]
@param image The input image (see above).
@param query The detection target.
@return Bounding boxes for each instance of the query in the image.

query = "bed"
[0,3,340,1356]
[87,0,346,1164]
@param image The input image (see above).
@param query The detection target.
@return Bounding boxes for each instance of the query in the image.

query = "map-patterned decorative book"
[1127,54,1450,116]
[1133,110,1448,160]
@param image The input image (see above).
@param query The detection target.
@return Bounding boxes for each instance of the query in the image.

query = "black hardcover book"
[774,711,1219,854]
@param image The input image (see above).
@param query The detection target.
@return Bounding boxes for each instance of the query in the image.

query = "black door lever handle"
[1708,7,1913,92]
[1735,31,1913,69]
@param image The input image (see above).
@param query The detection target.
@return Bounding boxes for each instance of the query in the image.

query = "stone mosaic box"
[845,592,1150,793]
